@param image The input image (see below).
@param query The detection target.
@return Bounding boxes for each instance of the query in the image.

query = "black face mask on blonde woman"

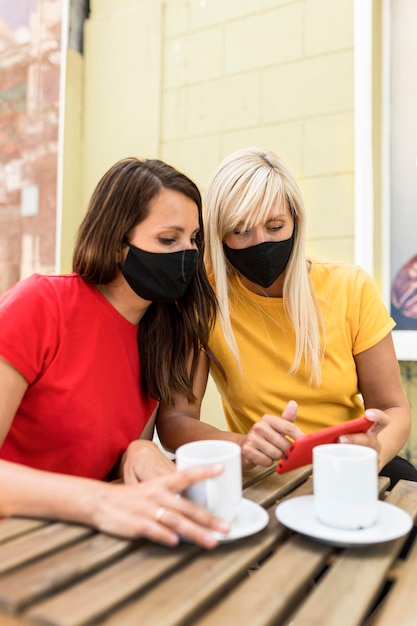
[223,234,294,288]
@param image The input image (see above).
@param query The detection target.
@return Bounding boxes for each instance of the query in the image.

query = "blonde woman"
[157,147,417,486]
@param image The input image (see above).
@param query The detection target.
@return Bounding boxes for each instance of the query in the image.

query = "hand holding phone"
[276,416,373,474]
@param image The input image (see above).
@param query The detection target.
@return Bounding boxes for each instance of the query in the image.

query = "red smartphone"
[276,416,374,474]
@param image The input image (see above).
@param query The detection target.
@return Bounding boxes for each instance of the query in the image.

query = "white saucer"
[210,498,269,543]
[275,495,413,548]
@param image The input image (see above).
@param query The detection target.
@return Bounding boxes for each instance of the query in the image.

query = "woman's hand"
[240,403,390,472]
[121,440,176,483]
[338,409,390,471]
[92,464,230,548]
[240,401,304,469]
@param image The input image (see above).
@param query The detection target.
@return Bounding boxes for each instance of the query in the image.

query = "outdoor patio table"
[0,463,416,626]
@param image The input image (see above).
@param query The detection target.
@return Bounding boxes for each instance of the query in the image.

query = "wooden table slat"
[0,518,49,545]
[382,478,417,517]
[242,464,277,488]
[282,480,417,626]
[243,465,312,507]
[25,542,199,626]
[0,534,133,613]
[98,511,286,626]
[0,524,93,576]
[195,532,332,626]
[371,532,417,626]
[377,476,392,495]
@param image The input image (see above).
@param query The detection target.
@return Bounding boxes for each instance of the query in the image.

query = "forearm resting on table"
[157,412,243,454]
[0,460,106,524]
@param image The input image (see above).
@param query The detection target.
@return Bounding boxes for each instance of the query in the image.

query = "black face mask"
[223,234,294,288]
[121,242,198,303]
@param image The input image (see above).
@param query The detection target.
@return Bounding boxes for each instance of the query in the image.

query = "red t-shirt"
[0,273,157,479]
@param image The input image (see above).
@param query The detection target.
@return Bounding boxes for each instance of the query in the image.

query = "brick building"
[0,0,62,295]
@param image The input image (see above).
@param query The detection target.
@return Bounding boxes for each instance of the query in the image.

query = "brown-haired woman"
[0,157,229,548]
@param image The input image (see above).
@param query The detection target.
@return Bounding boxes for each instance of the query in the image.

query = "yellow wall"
[82,0,163,206]
[160,0,355,265]
[59,48,84,273]
[61,0,357,262]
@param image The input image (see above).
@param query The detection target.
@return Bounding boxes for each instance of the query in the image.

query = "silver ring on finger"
[155,506,166,523]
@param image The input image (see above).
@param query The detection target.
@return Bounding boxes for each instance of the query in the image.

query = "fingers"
[281,400,298,422]
[241,430,290,467]
[364,410,389,435]
[146,506,219,549]
[150,495,230,549]
[122,441,176,484]
[340,410,389,445]
[241,409,304,467]
[96,468,230,548]
[338,411,389,470]
[165,463,224,493]
[155,506,166,522]
[143,465,230,547]
[142,469,230,548]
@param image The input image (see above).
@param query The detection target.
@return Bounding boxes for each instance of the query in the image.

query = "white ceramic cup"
[175,440,242,523]
[313,443,378,530]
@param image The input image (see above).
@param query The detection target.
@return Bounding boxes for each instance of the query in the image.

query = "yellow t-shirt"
[208,261,395,435]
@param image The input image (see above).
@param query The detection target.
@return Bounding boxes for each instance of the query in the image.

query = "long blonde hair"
[204,147,324,385]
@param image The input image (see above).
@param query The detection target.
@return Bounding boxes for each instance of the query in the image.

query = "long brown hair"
[73,157,217,405]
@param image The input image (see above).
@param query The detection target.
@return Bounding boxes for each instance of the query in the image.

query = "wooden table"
[0,465,417,626]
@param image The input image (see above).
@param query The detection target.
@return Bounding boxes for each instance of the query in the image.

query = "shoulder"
[309,261,385,312]
[0,273,92,314]
[310,260,375,291]
[0,274,51,309]
[1,272,80,292]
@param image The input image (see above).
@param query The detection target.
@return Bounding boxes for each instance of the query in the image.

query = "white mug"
[313,443,378,530]
[175,440,242,523]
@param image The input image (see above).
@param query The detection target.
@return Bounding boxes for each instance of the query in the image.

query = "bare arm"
[346,334,410,470]
[0,356,28,444]
[156,352,245,450]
